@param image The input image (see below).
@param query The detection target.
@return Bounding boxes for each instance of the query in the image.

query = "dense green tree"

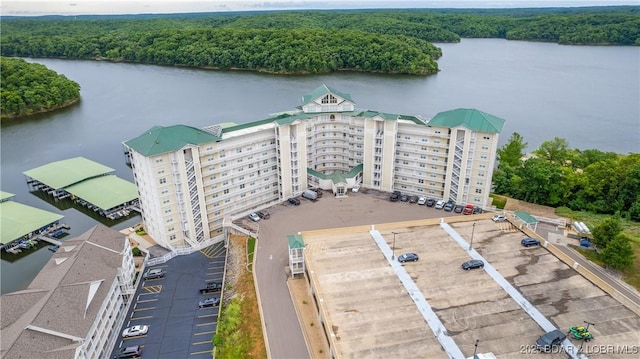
[591,216,623,249]
[0,57,80,118]
[600,233,636,270]
[497,132,528,168]
[534,137,571,164]
[1,7,638,77]
[511,157,564,205]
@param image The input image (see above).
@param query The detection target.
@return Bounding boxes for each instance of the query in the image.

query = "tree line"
[1,6,638,76]
[494,134,640,221]
[494,134,639,270]
[0,57,81,119]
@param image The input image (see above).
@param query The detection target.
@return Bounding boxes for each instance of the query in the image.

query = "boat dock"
[23,157,139,220]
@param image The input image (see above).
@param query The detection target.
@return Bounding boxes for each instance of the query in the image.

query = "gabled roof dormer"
[300,84,355,113]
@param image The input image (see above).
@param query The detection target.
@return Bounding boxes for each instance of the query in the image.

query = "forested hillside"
[1,6,637,75]
[0,57,81,119]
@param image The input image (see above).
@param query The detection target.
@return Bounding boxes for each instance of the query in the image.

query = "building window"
[159,178,166,184]
[224,189,229,194]
[155,157,163,163]
[169,234,176,241]
[164,208,171,214]
[157,169,165,174]
[475,188,483,193]
[161,189,169,195]
[483,136,491,140]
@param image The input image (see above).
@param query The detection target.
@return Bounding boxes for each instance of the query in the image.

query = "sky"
[2,0,638,16]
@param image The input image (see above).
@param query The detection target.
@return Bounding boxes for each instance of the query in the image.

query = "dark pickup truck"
[199,281,223,294]
[389,191,402,202]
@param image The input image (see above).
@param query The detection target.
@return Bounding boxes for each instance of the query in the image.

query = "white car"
[417,196,427,205]
[434,200,446,209]
[352,184,360,193]
[122,325,149,338]
[492,214,506,222]
[248,212,260,222]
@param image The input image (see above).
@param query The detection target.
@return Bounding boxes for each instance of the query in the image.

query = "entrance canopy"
[513,211,539,232]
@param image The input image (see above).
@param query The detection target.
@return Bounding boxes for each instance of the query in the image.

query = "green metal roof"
[428,109,506,133]
[124,125,220,157]
[1,191,15,202]
[287,234,305,249]
[359,110,425,125]
[514,211,539,224]
[301,84,354,106]
[1,201,63,244]
[307,165,363,185]
[65,175,138,211]
[23,157,114,190]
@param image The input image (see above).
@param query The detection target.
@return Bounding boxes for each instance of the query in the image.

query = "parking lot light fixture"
[469,222,476,251]
[391,232,398,260]
[473,339,480,359]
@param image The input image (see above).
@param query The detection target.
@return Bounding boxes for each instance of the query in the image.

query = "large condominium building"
[124,85,506,249]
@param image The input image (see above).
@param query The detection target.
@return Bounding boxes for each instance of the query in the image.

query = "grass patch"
[490,194,507,209]
[214,235,267,359]
[247,236,256,265]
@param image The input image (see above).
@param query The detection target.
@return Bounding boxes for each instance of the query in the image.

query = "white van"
[302,189,318,201]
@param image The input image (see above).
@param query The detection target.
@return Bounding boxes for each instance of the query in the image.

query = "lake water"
[1,38,638,294]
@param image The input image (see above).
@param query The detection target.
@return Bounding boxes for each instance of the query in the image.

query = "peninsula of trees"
[0,57,81,119]
[1,6,637,75]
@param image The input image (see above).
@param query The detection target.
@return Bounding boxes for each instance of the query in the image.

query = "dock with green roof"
[1,191,68,253]
[23,157,139,220]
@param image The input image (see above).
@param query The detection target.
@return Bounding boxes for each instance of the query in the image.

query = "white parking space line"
[440,221,586,359]
[194,330,216,336]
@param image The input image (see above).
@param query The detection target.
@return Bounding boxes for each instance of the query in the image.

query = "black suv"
[389,191,401,202]
[200,281,223,294]
[425,198,436,207]
[461,259,484,270]
[536,329,567,352]
[288,198,300,205]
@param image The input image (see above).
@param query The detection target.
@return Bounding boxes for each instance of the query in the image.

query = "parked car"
[426,198,436,207]
[408,195,419,204]
[453,204,464,213]
[199,297,220,308]
[417,196,427,205]
[535,329,567,352]
[200,281,223,294]
[288,197,300,205]
[113,345,142,358]
[302,189,318,201]
[122,325,148,338]
[444,202,455,212]
[463,204,474,215]
[461,259,484,270]
[352,184,360,193]
[248,212,261,222]
[473,206,483,214]
[400,194,409,202]
[397,253,419,263]
[434,200,445,209]
[389,191,401,202]
[256,211,270,220]
[143,268,164,280]
[521,237,541,247]
[492,214,506,222]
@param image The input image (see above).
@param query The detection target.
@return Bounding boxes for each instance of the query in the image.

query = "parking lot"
[110,242,226,359]
[256,189,640,359]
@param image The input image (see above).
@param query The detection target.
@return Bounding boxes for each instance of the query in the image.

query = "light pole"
[391,232,398,260]
[473,339,480,359]
[469,222,476,251]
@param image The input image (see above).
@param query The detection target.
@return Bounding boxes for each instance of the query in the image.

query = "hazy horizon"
[2,0,638,16]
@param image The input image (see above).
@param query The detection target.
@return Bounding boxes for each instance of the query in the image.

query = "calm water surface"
[1,39,638,294]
